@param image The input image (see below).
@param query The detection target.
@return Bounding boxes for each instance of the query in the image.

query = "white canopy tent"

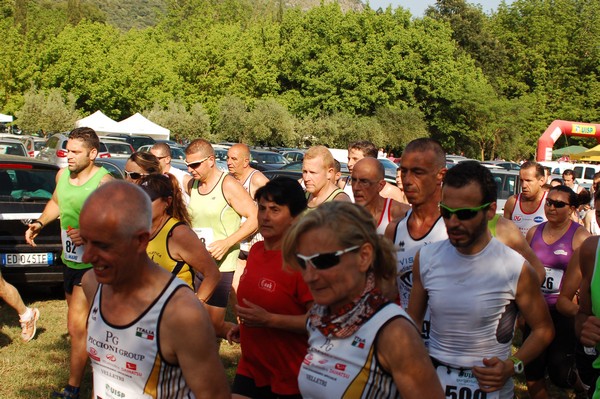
[117,113,170,140]
[75,111,127,134]
[0,113,14,123]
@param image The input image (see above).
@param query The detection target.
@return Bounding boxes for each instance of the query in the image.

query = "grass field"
[0,286,585,398]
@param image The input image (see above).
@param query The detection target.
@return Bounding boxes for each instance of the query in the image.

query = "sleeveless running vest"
[590,240,600,399]
[56,167,109,269]
[188,173,241,272]
[147,217,194,288]
[511,192,548,236]
[306,188,346,211]
[530,221,579,308]
[342,177,354,202]
[87,276,195,398]
[240,170,262,252]
[298,303,410,399]
[376,198,393,235]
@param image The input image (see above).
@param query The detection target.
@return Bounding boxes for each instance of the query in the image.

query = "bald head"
[351,158,386,206]
[353,157,385,181]
[229,143,250,160]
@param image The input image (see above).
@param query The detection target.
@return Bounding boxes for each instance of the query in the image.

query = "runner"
[150,142,191,203]
[25,127,112,399]
[504,161,548,236]
[0,274,39,342]
[124,151,161,183]
[303,145,351,209]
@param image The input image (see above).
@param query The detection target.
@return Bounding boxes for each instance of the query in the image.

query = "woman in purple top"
[525,185,590,398]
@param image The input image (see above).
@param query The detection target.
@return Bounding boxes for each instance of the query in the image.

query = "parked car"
[281,150,305,163]
[249,149,289,170]
[37,133,111,168]
[104,133,156,151]
[137,144,186,160]
[100,138,134,159]
[0,138,28,157]
[490,169,521,215]
[0,155,64,288]
[95,157,189,179]
[482,160,521,171]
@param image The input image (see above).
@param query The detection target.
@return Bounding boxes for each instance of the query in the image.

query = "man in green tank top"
[25,127,112,399]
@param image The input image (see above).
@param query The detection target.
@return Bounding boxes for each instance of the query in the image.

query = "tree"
[144,100,211,142]
[245,98,297,146]
[15,87,80,134]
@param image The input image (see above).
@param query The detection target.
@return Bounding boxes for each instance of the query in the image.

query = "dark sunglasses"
[124,170,148,180]
[545,199,571,208]
[185,156,210,169]
[439,202,491,221]
[296,245,360,270]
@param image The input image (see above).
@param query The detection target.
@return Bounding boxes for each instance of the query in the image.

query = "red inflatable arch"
[537,120,600,161]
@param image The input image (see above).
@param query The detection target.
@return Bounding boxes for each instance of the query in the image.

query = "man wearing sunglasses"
[409,161,553,399]
[25,127,113,399]
[150,143,191,204]
[351,157,409,234]
[185,139,258,338]
[504,161,548,236]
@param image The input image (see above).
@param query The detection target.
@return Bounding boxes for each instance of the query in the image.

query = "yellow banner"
[571,124,597,135]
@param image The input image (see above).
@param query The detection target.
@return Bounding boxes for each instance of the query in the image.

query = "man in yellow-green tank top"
[25,127,113,399]
[185,139,258,338]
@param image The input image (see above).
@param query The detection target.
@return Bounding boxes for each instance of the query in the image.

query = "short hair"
[185,139,214,157]
[520,161,545,179]
[255,177,307,217]
[282,201,396,288]
[69,127,100,151]
[129,152,162,174]
[139,173,191,225]
[151,143,171,157]
[403,138,446,169]
[562,169,575,178]
[549,185,578,207]
[333,159,341,174]
[593,172,600,181]
[443,161,497,204]
[348,140,378,158]
[577,188,591,208]
[304,145,334,170]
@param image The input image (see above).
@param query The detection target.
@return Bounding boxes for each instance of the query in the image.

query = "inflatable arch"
[537,120,600,161]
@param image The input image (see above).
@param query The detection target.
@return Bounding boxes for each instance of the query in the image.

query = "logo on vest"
[554,249,568,256]
[91,306,98,321]
[88,347,101,362]
[534,216,544,223]
[259,278,276,292]
[126,362,137,371]
[135,327,155,341]
[106,354,116,362]
[351,336,365,349]
[514,215,522,222]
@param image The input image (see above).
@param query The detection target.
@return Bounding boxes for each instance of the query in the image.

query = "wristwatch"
[509,356,524,374]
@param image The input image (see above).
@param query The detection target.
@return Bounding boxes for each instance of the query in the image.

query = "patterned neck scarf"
[308,271,389,338]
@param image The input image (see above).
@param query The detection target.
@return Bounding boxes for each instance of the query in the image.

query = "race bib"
[61,229,84,263]
[436,365,498,399]
[94,379,152,399]
[193,227,214,247]
[541,267,564,295]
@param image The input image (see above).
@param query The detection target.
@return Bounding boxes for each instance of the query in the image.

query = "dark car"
[104,133,156,151]
[250,149,289,170]
[95,157,188,179]
[0,155,64,287]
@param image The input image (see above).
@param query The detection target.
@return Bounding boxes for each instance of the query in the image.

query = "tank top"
[342,177,354,202]
[306,188,346,211]
[298,303,410,399]
[166,167,190,205]
[240,170,262,252]
[511,192,548,236]
[188,173,241,272]
[376,198,393,235]
[146,217,194,288]
[87,276,195,398]
[530,221,579,308]
[589,240,600,395]
[56,167,109,269]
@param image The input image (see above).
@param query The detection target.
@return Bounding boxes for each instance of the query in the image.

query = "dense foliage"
[0,0,598,159]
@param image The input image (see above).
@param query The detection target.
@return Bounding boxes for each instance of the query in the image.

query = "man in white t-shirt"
[151,143,191,204]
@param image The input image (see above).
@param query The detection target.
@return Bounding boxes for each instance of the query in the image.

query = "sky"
[366,0,515,17]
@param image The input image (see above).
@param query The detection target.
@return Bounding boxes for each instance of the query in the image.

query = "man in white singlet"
[151,143,191,204]
[408,161,553,399]
[352,158,409,234]
[80,181,230,399]
[504,161,548,236]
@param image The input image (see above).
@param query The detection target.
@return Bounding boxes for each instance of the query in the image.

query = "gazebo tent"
[0,113,14,123]
[75,111,126,134]
[116,113,170,140]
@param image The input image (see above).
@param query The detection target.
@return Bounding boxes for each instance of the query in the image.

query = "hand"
[67,227,84,246]
[472,357,512,393]
[226,324,240,344]
[581,316,600,347]
[207,239,232,261]
[236,299,272,328]
[25,223,42,247]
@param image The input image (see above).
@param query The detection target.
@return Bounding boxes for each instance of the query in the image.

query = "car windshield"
[252,153,288,165]
[0,166,56,201]
[104,142,133,156]
[0,142,26,156]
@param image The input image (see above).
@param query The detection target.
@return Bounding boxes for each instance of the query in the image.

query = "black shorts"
[197,271,234,308]
[232,374,301,399]
[63,265,91,295]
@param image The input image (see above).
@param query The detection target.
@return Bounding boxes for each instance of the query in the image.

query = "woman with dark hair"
[525,185,590,398]
[138,174,220,303]
[124,152,162,183]
[227,177,312,399]
[282,201,443,399]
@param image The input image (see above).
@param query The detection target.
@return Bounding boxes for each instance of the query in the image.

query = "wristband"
[32,220,44,229]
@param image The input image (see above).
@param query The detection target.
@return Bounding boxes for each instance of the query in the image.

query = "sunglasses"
[439,202,491,221]
[296,245,360,270]
[185,156,210,169]
[124,170,148,180]
[545,199,571,208]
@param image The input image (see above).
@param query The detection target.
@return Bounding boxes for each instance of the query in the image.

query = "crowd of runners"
[1,126,600,398]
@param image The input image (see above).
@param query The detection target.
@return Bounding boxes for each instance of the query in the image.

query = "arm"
[407,251,427,327]
[161,289,230,398]
[503,195,516,219]
[25,168,64,246]
[377,317,444,399]
[169,225,221,303]
[390,201,411,221]
[80,268,99,305]
[584,211,595,233]
[576,236,600,346]
[496,217,545,283]
[210,175,258,261]
[235,299,312,334]
[380,183,407,204]
[556,247,582,317]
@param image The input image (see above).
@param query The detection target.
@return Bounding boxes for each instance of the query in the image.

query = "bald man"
[352,158,410,234]
[303,145,351,209]
[80,181,229,398]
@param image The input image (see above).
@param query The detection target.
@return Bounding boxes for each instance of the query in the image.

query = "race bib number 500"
[436,365,498,399]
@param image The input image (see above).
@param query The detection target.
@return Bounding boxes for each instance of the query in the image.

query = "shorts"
[197,271,234,308]
[232,374,301,399]
[63,265,91,295]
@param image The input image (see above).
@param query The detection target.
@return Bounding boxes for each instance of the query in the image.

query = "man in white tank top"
[504,161,548,235]
[408,161,553,399]
[151,143,191,204]
[79,181,230,399]
[352,158,409,235]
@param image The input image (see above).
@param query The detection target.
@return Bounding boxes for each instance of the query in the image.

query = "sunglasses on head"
[545,198,571,208]
[124,170,148,180]
[295,245,360,270]
[185,156,210,169]
[439,202,491,221]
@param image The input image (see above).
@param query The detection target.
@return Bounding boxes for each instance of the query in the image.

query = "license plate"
[1,253,53,267]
